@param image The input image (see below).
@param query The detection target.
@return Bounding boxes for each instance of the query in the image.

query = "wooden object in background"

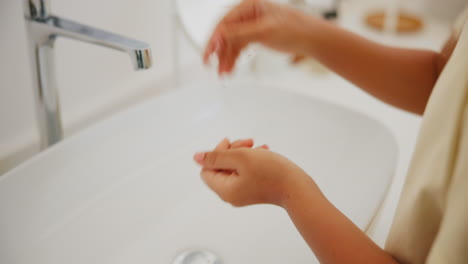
[365,11,424,33]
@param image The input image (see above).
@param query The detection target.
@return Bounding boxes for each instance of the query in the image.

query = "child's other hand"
[203,0,313,75]
[193,138,317,207]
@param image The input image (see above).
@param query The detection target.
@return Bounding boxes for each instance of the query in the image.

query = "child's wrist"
[290,13,321,58]
[279,171,323,209]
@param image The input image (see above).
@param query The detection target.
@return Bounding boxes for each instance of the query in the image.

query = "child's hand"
[203,0,313,74]
[193,138,318,207]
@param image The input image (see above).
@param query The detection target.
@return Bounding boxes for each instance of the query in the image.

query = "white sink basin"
[0,84,397,264]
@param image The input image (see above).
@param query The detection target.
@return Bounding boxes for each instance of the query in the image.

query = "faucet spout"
[33,16,152,70]
[130,49,153,70]
[24,0,153,149]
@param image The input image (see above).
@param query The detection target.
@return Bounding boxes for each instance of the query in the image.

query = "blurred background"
[0,0,465,174]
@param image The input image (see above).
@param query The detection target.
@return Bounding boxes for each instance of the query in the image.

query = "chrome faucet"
[23,0,152,149]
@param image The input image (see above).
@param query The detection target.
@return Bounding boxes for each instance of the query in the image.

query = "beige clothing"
[385,8,468,264]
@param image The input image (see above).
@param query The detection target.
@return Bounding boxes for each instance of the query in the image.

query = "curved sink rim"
[1,83,399,188]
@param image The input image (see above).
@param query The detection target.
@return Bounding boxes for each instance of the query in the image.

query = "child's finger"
[225,45,242,73]
[291,54,307,64]
[203,33,221,65]
[215,138,231,151]
[217,36,228,74]
[223,40,235,74]
[200,168,237,196]
[230,138,254,148]
[203,39,215,65]
[194,149,245,170]
[257,144,270,150]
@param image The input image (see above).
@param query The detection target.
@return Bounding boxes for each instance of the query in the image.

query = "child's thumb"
[194,150,240,170]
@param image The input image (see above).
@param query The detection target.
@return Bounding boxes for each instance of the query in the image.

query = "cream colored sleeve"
[454,5,468,34]
[385,7,468,264]
[425,53,468,264]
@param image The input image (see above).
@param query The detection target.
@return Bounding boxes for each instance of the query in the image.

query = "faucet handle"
[24,0,50,21]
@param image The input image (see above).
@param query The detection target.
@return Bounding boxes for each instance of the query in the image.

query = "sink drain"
[172,249,221,264]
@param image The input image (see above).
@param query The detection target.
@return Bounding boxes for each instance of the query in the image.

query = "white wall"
[0,0,200,174]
